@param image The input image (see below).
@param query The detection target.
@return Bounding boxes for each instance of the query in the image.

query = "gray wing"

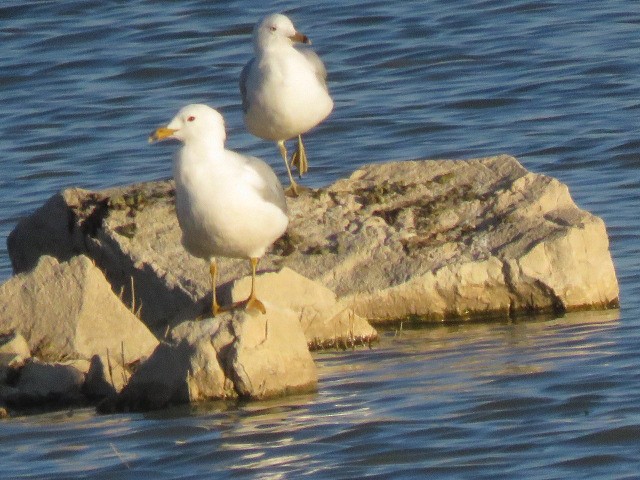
[246,156,288,214]
[299,48,329,92]
[239,58,255,114]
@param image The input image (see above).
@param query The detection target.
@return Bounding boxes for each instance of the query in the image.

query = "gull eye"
[269,25,277,32]
[187,116,196,122]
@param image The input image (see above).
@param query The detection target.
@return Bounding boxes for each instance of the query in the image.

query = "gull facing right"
[240,13,334,196]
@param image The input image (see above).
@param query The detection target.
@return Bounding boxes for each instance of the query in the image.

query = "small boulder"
[230,268,378,349]
[225,305,318,398]
[104,304,317,412]
[99,339,227,412]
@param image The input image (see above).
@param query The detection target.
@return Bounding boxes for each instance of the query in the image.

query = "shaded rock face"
[82,354,129,400]
[4,359,89,407]
[7,156,619,327]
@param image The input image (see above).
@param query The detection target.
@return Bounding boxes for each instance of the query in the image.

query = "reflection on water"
[5,310,631,479]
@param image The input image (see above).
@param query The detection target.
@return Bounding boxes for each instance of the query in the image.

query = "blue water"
[1,1,640,478]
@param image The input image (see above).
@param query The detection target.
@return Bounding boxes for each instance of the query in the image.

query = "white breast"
[173,147,288,260]
[244,47,333,141]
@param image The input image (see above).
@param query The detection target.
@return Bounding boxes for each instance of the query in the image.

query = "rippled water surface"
[1,0,639,478]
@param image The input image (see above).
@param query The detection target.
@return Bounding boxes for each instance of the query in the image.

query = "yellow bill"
[290,31,311,45]
[148,127,178,144]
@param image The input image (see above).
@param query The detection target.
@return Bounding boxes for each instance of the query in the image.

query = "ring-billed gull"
[240,13,333,196]
[149,104,288,316]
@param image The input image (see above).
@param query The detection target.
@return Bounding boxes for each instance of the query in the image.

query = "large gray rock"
[7,156,619,325]
[325,156,619,321]
[103,304,317,412]
[0,255,159,363]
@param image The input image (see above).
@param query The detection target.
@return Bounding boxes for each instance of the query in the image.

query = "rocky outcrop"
[0,240,372,414]
[282,155,619,321]
[7,155,619,326]
[0,155,620,413]
[101,305,317,412]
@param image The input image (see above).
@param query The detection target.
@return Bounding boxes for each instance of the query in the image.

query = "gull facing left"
[149,104,288,316]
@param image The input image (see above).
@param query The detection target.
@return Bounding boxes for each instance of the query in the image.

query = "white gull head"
[149,104,227,147]
[252,13,310,52]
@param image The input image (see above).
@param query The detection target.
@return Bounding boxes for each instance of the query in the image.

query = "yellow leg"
[245,257,266,314]
[278,140,300,197]
[210,259,222,317]
[290,135,308,176]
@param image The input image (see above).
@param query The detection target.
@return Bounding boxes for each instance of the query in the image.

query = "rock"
[104,305,317,412]
[98,341,213,412]
[7,156,619,325]
[226,305,318,398]
[230,267,377,349]
[0,332,31,384]
[6,181,192,331]
[168,267,378,350]
[0,255,159,363]
[5,358,89,407]
[323,158,620,321]
[0,332,31,361]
